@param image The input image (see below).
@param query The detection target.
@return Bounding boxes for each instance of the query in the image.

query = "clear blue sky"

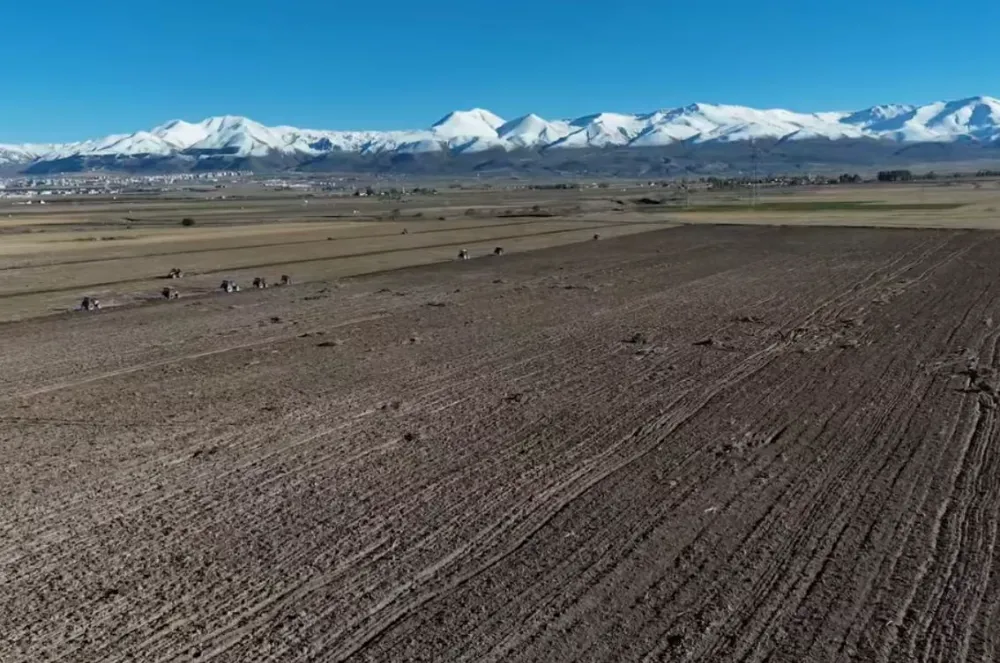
[3,0,998,143]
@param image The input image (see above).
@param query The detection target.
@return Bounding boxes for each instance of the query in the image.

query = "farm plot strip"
[0,221,630,299]
[0,219,555,272]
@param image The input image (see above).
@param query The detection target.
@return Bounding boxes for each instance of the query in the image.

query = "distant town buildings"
[0,171,254,200]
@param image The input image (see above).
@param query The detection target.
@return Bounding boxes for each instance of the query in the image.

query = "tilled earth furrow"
[7,226,1000,662]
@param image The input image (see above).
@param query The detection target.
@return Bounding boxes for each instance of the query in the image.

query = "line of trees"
[877,170,914,182]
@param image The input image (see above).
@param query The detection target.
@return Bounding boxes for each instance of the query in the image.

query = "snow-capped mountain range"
[3,96,1000,169]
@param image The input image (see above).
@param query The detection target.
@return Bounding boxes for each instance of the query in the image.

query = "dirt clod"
[190,446,218,459]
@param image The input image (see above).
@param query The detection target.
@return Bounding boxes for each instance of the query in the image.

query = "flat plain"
[4,178,1000,322]
[6,182,1000,661]
[0,187,676,321]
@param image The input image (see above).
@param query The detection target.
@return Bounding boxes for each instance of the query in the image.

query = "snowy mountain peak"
[150,119,211,148]
[497,114,573,148]
[950,95,1000,107]
[4,94,1000,171]
[681,102,713,114]
[848,104,914,120]
[431,108,506,138]
[501,112,547,128]
[941,96,1000,123]
[201,115,254,127]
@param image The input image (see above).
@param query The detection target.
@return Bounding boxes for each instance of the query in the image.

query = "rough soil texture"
[4,224,1000,662]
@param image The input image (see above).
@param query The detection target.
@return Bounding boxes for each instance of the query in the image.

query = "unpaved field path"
[3,225,1000,662]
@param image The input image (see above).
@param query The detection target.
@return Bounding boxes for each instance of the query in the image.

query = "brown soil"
[3,224,1000,662]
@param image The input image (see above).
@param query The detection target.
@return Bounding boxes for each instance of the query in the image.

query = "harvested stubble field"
[5,222,1000,661]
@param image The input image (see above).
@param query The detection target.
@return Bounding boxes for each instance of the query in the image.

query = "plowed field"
[4,224,1000,662]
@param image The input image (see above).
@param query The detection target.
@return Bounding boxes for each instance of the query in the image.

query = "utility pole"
[750,137,759,209]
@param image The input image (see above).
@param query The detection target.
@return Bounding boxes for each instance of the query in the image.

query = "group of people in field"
[79,272,292,312]
[458,246,505,260]
[80,233,603,312]
[458,235,599,261]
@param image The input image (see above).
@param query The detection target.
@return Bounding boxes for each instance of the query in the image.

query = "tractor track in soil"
[3,224,1000,662]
